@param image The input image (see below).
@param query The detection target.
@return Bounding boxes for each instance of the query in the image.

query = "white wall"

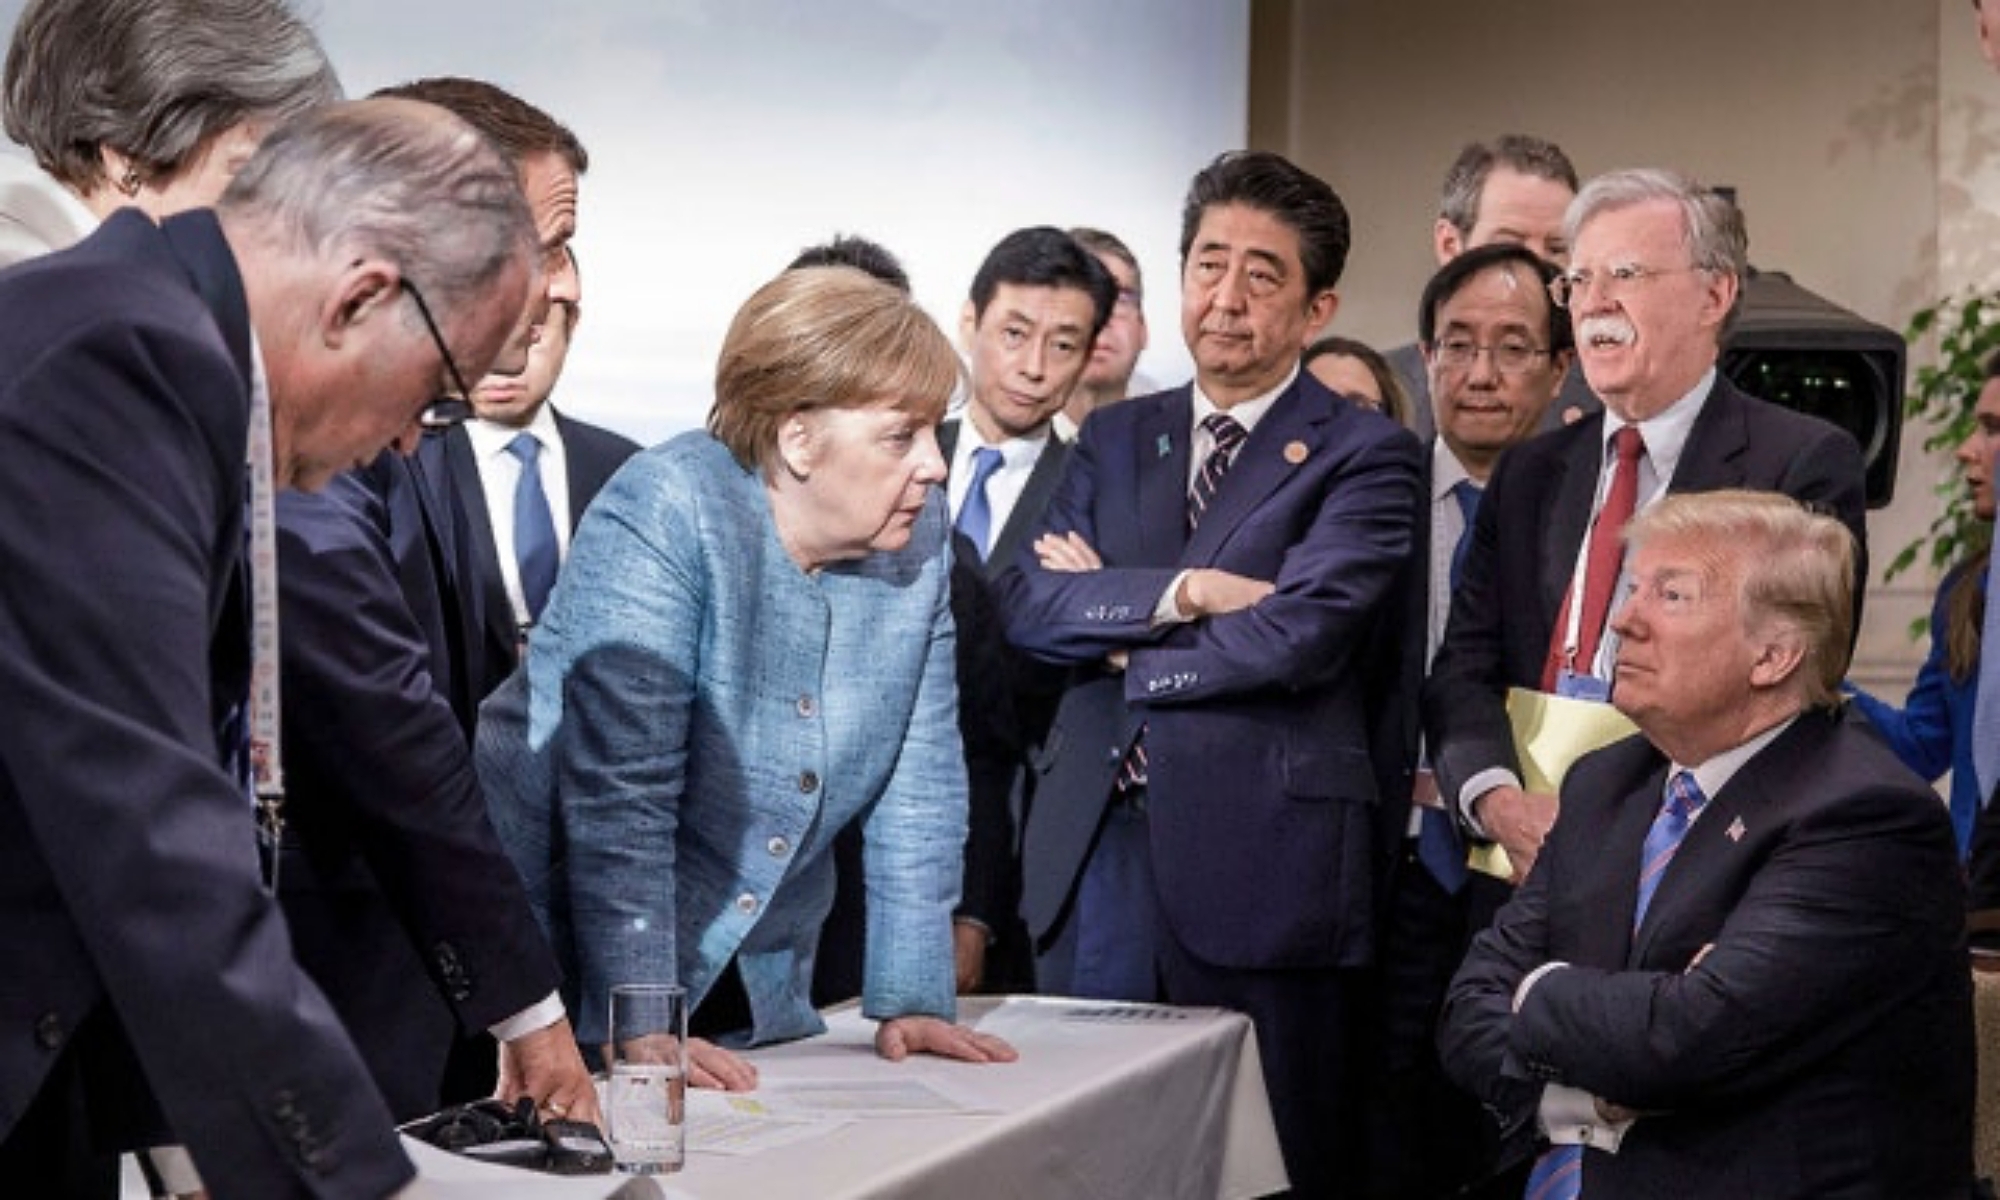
[0,0,1248,446]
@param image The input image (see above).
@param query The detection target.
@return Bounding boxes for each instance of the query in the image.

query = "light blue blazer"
[478,432,965,1046]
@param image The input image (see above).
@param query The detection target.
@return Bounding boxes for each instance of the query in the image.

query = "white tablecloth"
[122,995,1287,1199]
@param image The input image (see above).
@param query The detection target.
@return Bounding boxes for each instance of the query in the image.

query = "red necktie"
[1542,426,1645,690]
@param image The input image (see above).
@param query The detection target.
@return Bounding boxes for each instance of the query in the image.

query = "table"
[123,996,1287,1199]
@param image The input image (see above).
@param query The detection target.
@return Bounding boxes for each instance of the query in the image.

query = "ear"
[1696,268,1740,333]
[1548,348,1576,397]
[1747,626,1807,691]
[776,413,816,481]
[1301,290,1340,346]
[320,259,403,351]
[1433,217,1464,265]
[959,299,978,349]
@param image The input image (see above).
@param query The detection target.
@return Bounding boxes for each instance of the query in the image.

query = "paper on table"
[1468,687,1639,880]
[686,1089,850,1156]
[741,1076,998,1118]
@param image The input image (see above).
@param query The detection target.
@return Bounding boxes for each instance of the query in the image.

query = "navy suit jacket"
[997,373,1422,969]
[0,211,411,1195]
[442,411,639,703]
[1440,709,1973,1198]
[274,448,562,1118]
[1423,375,1869,812]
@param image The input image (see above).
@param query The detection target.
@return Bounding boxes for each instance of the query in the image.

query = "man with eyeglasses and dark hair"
[269,77,608,1132]
[1366,241,1573,1200]
[1422,168,1868,950]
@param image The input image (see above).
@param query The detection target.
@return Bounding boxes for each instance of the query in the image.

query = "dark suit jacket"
[997,374,1422,968]
[442,410,639,702]
[1424,375,1869,812]
[1439,709,1973,1198]
[275,451,562,1119]
[0,211,411,1195]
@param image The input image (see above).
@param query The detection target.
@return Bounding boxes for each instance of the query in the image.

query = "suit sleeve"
[1510,782,1962,1110]
[1424,445,1537,807]
[948,538,1021,932]
[1844,574,1955,782]
[0,319,411,1194]
[860,514,969,1021]
[1124,424,1421,704]
[277,472,561,1032]
[993,424,1184,663]
[545,466,702,1046]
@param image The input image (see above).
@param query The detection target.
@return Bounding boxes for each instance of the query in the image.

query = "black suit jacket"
[442,410,639,701]
[0,211,412,1195]
[1439,709,1973,1198]
[275,450,563,1119]
[1423,375,1869,811]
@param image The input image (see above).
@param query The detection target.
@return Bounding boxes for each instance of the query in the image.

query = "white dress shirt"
[467,405,573,629]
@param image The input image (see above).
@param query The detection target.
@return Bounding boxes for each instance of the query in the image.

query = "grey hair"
[3,0,341,193]
[1564,167,1748,280]
[1623,489,1855,709]
[216,98,537,320]
[1438,134,1578,237]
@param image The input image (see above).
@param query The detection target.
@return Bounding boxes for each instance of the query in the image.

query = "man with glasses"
[270,78,605,1128]
[1367,241,1573,1200]
[0,98,537,1198]
[1422,169,1867,950]
[1385,134,1598,439]
[1055,226,1152,440]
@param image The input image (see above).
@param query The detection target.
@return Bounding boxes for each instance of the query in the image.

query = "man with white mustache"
[1423,167,1868,903]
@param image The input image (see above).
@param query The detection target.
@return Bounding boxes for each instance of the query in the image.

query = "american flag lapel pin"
[1157,433,1172,458]
[1726,816,1747,842]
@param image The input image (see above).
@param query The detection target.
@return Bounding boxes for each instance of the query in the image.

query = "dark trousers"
[1364,843,1503,1199]
[1032,800,1163,1001]
[1156,917,1366,1200]
[0,1042,121,1200]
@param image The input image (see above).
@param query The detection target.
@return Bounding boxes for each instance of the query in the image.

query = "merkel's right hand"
[1472,785,1559,882]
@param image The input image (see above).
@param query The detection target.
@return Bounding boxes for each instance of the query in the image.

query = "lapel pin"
[1157,433,1172,458]
[1726,816,1746,842]
[1283,440,1308,465]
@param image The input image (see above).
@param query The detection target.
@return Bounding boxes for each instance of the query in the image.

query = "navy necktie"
[507,432,559,622]
[1188,413,1248,532]
[1449,478,1483,591]
[956,446,1005,560]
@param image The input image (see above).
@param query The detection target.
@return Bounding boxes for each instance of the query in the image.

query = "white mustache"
[1579,315,1635,346]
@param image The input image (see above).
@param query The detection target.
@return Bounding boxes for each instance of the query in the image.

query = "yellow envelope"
[1467,688,1640,880]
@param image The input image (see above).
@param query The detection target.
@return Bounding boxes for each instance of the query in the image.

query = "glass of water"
[607,983,688,1174]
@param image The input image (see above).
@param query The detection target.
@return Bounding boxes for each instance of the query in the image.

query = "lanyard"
[244,362,285,892]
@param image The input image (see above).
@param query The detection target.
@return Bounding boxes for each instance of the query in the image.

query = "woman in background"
[481,265,1016,1084]
[1,0,339,264]
[1304,334,1411,427]
[1848,349,1996,854]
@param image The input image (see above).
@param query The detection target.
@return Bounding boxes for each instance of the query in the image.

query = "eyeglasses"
[1430,337,1551,375]
[1113,287,1143,315]
[1548,263,1704,309]
[400,279,475,429]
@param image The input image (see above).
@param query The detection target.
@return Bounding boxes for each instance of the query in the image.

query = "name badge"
[1553,669,1612,704]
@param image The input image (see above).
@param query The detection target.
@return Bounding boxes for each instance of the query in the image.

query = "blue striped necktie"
[507,432,559,621]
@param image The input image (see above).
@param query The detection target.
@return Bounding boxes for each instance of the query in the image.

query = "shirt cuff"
[1458,768,1524,838]
[1514,961,1568,1012]
[1538,1085,1635,1153]
[1153,571,1195,626]
[489,991,566,1042]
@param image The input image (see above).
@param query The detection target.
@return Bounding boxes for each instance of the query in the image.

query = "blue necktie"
[1416,479,1484,894]
[1636,770,1708,930]
[955,446,1005,560]
[1974,554,2000,801]
[507,432,559,622]
[1449,478,1483,591]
